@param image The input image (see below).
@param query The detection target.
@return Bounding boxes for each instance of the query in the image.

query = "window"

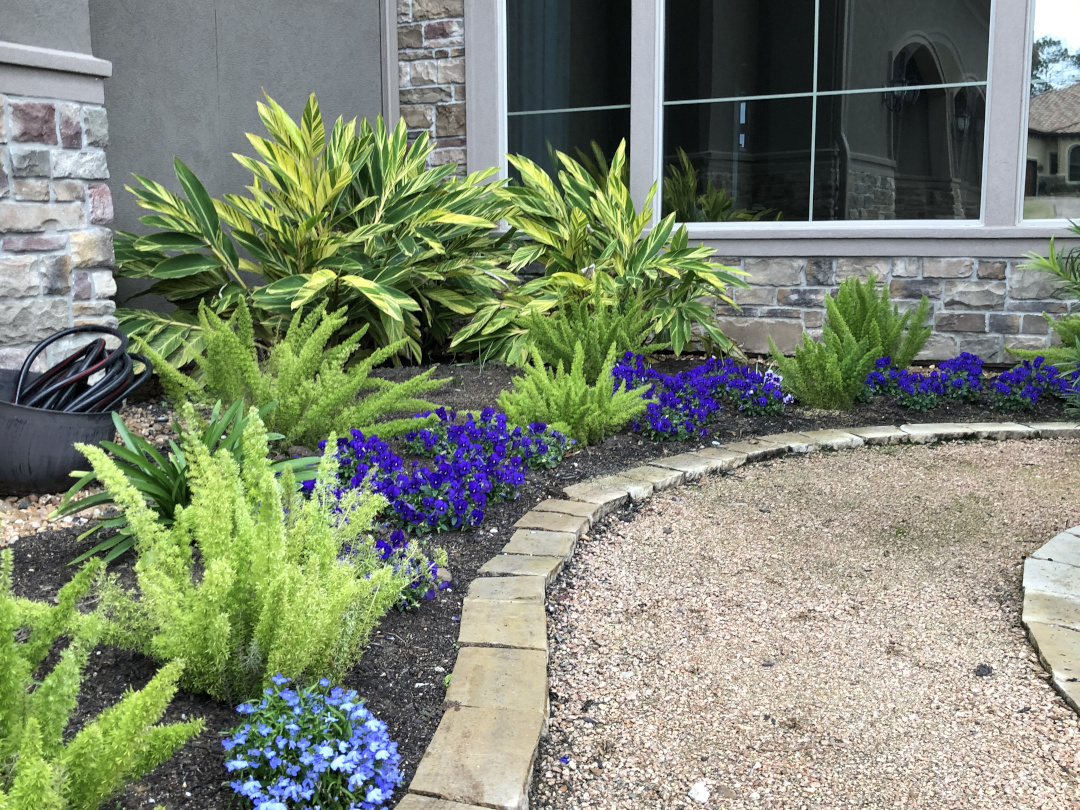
[1024,0,1080,219]
[468,1,1077,241]
[505,0,630,176]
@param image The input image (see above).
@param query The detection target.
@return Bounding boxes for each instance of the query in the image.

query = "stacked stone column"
[0,94,116,369]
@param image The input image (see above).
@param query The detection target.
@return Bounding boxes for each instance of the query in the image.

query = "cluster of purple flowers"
[305,410,568,535]
[864,353,1076,411]
[612,352,791,440]
[223,675,400,810]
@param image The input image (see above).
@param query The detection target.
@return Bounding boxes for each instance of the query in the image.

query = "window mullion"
[630,0,663,225]
[984,0,1029,227]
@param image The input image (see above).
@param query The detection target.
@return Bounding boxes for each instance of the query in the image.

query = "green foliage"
[831,275,931,369]
[769,296,877,410]
[115,93,516,365]
[455,141,749,361]
[662,149,778,223]
[1021,221,1080,301]
[0,551,201,810]
[51,401,317,566]
[498,342,648,445]
[139,299,444,447]
[519,283,667,385]
[81,406,415,701]
[1008,313,1080,367]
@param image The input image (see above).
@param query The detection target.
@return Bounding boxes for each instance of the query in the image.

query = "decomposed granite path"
[532,438,1080,810]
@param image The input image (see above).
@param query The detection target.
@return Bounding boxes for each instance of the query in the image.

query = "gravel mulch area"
[534,439,1080,809]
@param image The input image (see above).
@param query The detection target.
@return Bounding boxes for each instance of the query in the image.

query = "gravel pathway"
[534,439,1080,810]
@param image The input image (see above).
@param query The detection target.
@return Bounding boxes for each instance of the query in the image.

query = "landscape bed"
[2,353,1076,809]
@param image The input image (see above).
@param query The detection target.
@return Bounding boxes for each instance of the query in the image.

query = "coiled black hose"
[13,326,150,413]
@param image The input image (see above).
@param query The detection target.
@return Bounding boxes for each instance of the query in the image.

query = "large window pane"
[816,0,991,94]
[506,0,630,171]
[664,0,815,103]
[508,108,631,178]
[1024,0,1080,220]
[662,97,812,221]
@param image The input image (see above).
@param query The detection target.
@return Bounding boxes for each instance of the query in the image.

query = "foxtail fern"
[498,342,648,445]
[832,274,931,368]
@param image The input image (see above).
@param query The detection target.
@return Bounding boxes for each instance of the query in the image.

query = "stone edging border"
[1022,526,1080,714]
[395,421,1080,810]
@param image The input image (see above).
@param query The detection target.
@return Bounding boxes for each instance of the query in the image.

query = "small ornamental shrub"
[987,357,1077,411]
[831,275,931,369]
[311,410,568,535]
[53,400,316,565]
[612,353,790,440]
[0,551,202,810]
[82,406,415,701]
[223,675,401,810]
[518,288,665,385]
[141,299,444,447]
[498,342,649,445]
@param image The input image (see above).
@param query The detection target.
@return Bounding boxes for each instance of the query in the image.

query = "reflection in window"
[506,0,630,177]
[662,0,991,222]
[1025,0,1080,220]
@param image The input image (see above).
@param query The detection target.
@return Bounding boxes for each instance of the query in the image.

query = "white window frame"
[464,0,1078,256]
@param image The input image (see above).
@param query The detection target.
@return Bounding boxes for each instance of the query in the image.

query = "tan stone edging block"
[397,420,1080,809]
[1023,525,1080,714]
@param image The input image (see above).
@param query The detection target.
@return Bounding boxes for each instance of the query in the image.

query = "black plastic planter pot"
[0,369,114,493]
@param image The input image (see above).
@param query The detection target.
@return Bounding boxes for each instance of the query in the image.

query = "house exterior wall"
[394,3,1073,362]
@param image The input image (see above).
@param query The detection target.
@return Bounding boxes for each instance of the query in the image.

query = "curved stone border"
[1023,527,1080,714]
[396,421,1080,810]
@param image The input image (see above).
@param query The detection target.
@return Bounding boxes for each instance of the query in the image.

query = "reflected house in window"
[663,0,989,222]
[1026,82,1080,219]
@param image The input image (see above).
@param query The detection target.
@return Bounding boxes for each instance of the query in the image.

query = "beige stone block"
[847,425,909,445]
[0,201,83,232]
[513,510,588,536]
[891,257,921,278]
[1024,557,1080,600]
[401,104,434,129]
[617,464,685,490]
[560,482,629,518]
[438,57,466,84]
[1023,422,1080,438]
[408,706,543,809]
[412,0,464,20]
[961,422,1036,440]
[52,179,84,201]
[69,228,114,268]
[922,258,975,279]
[836,257,890,281]
[395,795,489,810]
[51,150,108,179]
[1025,621,1080,692]
[1024,590,1080,632]
[1030,533,1080,571]
[446,647,548,713]
[478,554,564,583]
[436,103,466,137]
[0,297,70,342]
[592,474,654,501]
[713,316,805,356]
[916,332,959,361]
[458,598,547,650]
[692,447,748,470]
[648,453,727,480]
[794,429,865,450]
[410,60,439,85]
[503,530,575,560]
[13,179,48,201]
[756,432,815,453]
[720,437,786,461]
[466,576,545,603]
[977,260,1007,280]
[935,312,986,332]
[733,286,777,306]
[743,258,803,286]
[1010,267,1065,300]
[898,423,979,443]
[943,281,1006,309]
[0,255,39,297]
[531,499,604,521]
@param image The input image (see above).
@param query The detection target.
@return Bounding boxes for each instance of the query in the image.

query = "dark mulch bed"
[6,353,1073,808]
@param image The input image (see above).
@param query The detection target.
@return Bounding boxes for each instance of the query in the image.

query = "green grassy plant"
[80,406,416,701]
[498,342,648,445]
[831,275,931,369]
[0,552,201,810]
[140,299,444,447]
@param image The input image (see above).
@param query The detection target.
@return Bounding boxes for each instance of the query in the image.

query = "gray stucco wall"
[3,0,94,54]
[89,0,386,242]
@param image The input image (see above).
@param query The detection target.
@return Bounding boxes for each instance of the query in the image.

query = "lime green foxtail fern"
[831,274,930,369]
[81,406,415,701]
[498,342,648,445]
[0,552,201,810]
[140,298,445,447]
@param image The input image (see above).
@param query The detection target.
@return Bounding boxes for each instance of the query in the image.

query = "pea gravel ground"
[534,439,1080,810]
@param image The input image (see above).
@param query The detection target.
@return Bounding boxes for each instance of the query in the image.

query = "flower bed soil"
[3,354,1075,809]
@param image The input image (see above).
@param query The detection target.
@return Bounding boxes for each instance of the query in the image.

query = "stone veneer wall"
[0,93,116,369]
[713,257,1066,362]
[396,0,466,169]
